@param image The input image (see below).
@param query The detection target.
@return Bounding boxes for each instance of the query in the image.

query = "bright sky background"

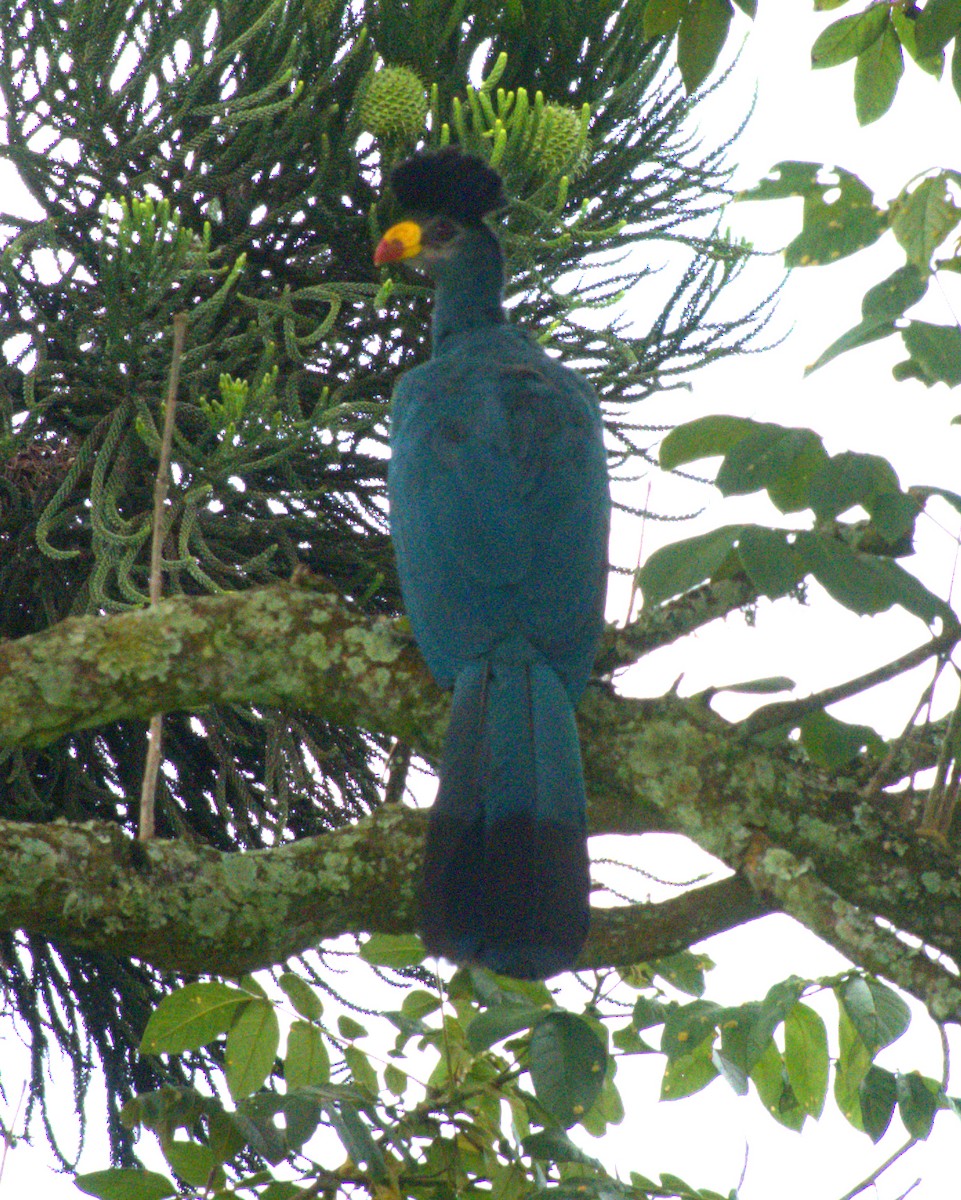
[4,5,961,1198]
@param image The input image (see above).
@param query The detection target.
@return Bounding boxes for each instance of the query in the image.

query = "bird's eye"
[426,217,458,245]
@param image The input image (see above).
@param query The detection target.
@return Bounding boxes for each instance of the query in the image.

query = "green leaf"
[893,7,946,74]
[325,1102,388,1180]
[737,526,804,598]
[522,1129,602,1165]
[811,4,890,66]
[384,1063,407,1096]
[400,988,441,1020]
[896,1073,941,1138]
[528,1012,608,1128]
[750,1040,806,1131]
[654,950,711,997]
[467,1003,543,1052]
[344,1044,379,1096]
[359,932,425,968]
[732,0,756,13]
[140,982,249,1055]
[916,0,961,55]
[901,320,961,386]
[638,525,743,607]
[660,414,757,468]
[278,973,323,1022]
[806,315,897,375]
[225,998,280,1101]
[807,451,901,523]
[661,1000,721,1062]
[859,1065,898,1142]
[74,1171,177,1200]
[632,996,672,1030]
[643,0,691,38]
[838,976,911,1055]
[660,1039,719,1099]
[677,0,734,90]
[862,264,929,319]
[739,162,887,267]
[784,1002,829,1118]
[834,1005,870,1128]
[800,710,883,768]
[716,425,827,513]
[854,22,904,123]
[721,675,796,695]
[954,36,961,97]
[161,1141,220,1190]
[285,1020,331,1089]
[795,530,947,624]
[337,1015,367,1040]
[892,175,961,268]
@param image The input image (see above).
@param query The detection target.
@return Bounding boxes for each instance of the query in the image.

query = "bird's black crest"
[391,148,506,224]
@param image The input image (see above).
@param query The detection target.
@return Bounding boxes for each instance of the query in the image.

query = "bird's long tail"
[420,640,590,980]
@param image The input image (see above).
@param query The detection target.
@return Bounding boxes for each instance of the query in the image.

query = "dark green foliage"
[0,0,766,1165]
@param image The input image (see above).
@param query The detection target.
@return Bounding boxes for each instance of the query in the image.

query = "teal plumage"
[377,150,610,979]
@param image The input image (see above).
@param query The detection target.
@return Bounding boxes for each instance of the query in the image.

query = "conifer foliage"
[0,0,764,1170]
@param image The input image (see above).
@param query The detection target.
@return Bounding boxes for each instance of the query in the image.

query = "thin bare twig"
[139,312,187,842]
[834,1138,917,1200]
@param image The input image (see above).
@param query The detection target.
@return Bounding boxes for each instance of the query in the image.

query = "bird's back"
[388,325,609,695]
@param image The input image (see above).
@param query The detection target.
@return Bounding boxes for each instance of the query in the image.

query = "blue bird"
[375,149,610,980]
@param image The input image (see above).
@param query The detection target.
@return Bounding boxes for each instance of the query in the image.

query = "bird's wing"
[388,340,609,694]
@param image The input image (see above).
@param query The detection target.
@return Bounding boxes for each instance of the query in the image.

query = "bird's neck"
[430,226,506,351]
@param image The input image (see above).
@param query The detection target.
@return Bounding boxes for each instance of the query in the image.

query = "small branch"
[741,627,961,738]
[139,312,187,842]
[834,1138,917,1200]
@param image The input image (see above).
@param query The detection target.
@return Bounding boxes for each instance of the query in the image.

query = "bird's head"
[373,148,505,272]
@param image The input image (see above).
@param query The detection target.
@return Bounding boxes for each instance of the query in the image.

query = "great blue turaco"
[375,148,610,980]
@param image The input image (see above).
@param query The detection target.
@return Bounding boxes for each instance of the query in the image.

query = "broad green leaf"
[660,1039,719,1099]
[800,710,883,768]
[338,1015,367,1040]
[896,1073,941,1139]
[660,414,757,468]
[738,162,887,266]
[869,490,920,544]
[838,976,911,1055]
[859,1065,898,1142]
[862,264,929,319]
[892,175,961,268]
[528,1012,607,1128]
[579,1059,625,1136]
[285,1020,331,1089]
[737,526,804,597]
[854,22,903,123]
[661,1000,721,1061]
[643,0,691,37]
[716,425,827,513]
[278,972,323,1022]
[784,1002,829,1118]
[835,1005,870,1128]
[632,996,672,1030]
[732,0,756,14]
[279,1094,324,1152]
[161,1141,220,1190]
[915,0,961,55]
[653,950,711,997]
[522,1129,602,1165]
[467,1003,543,1052]
[638,525,743,607]
[806,315,896,375]
[359,932,425,968]
[344,1044,379,1095]
[795,530,947,624]
[612,1022,654,1052]
[140,982,249,1055]
[901,320,961,386]
[807,451,900,522]
[811,5,890,66]
[713,1048,749,1096]
[954,35,961,96]
[750,1040,806,1131]
[325,1102,388,1180]
[384,1063,407,1096]
[893,6,947,73]
[75,1170,176,1200]
[400,988,441,1020]
[912,484,961,516]
[225,998,280,1101]
[677,0,734,91]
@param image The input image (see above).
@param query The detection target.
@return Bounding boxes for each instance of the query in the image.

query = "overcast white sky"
[4,5,961,1198]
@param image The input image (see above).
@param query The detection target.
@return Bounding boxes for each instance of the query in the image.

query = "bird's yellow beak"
[374,220,423,265]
